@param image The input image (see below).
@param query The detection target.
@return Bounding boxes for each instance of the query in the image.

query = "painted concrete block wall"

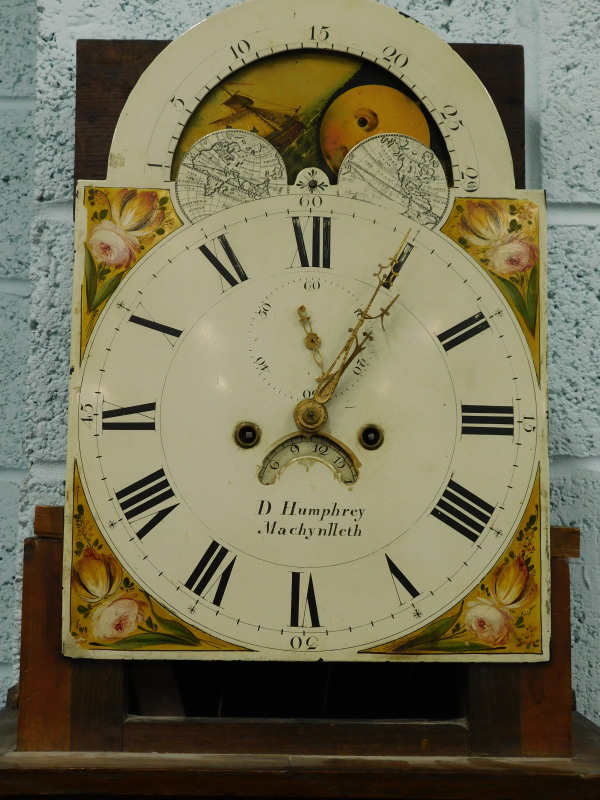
[1,0,597,720]
[0,0,35,694]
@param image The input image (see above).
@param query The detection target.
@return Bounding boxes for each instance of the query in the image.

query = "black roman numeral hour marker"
[102,402,156,431]
[383,243,413,289]
[290,572,320,627]
[437,311,490,351]
[292,216,331,268]
[199,235,248,287]
[128,315,183,340]
[385,555,419,601]
[461,404,515,436]
[431,480,494,542]
[185,540,236,606]
[115,467,178,539]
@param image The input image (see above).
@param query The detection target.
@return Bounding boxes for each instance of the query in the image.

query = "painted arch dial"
[107,0,515,195]
[75,192,541,656]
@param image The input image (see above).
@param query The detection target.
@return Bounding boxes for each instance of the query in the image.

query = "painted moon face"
[320,85,430,173]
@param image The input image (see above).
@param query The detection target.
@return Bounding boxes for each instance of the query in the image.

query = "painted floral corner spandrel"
[442,198,541,379]
[68,463,248,653]
[363,475,544,656]
[79,187,182,361]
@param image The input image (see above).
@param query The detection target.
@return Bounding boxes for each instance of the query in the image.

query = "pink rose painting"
[84,188,168,313]
[452,198,540,336]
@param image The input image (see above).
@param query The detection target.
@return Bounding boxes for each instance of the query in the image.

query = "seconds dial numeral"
[114,468,179,540]
[292,216,331,268]
[430,479,494,542]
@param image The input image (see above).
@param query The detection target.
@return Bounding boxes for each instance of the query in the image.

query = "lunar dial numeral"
[102,402,156,431]
[437,311,490,351]
[461,404,515,436]
[385,554,419,601]
[185,540,236,606]
[292,216,331,268]
[114,468,178,540]
[199,235,248,287]
[128,315,183,340]
[290,572,320,627]
[431,479,494,542]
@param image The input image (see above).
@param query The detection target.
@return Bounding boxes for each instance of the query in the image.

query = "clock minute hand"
[313,233,410,405]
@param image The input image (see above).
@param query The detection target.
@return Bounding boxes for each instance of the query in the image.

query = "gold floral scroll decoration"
[79,187,182,361]
[441,198,541,380]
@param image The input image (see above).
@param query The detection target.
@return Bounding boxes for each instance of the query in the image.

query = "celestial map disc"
[337,133,450,228]
[174,129,288,222]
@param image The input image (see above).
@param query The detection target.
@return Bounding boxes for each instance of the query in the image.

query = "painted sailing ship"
[210,87,305,149]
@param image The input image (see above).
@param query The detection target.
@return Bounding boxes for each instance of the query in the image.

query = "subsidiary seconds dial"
[249,273,372,402]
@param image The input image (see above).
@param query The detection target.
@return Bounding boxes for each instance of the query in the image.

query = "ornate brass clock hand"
[312,232,410,405]
[293,233,409,434]
[297,305,325,376]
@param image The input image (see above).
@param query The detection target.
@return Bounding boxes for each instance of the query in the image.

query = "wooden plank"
[69,660,126,752]
[123,717,469,756]
[33,506,64,538]
[454,43,525,188]
[551,526,581,558]
[2,714,600,799]
[75,40,168,183]
[17,537,72,751]
[520,557,573,756]
[467,663,522,756]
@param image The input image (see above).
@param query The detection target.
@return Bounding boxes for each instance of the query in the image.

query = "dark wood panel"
[123,717,469,756]
[520,557,573,756]
[17,537,72,751]
[467,662,521,756]
[75,40,168,184]
[2,714,600,798]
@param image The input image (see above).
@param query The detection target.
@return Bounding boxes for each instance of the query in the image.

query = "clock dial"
[106,0,515,194]
[72,191,542,657]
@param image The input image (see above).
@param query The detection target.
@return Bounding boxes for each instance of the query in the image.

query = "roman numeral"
[292,216,331,268]
[437,311,490,352]
[128,314,183,340]
[185,540,236,606]
[114,467,178,539]
[383,243,413,289]
[102,402,156,430]
[461,404,515,436]
[199,235,248,287]
[430,479,494,542]
[385,555,419,602]
[290,572,320,627]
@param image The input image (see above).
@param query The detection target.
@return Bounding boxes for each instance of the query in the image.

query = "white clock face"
[74,192,541,657]
[107,0,515,195]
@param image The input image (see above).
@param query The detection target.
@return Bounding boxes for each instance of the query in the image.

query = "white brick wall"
[0,0,598,722]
